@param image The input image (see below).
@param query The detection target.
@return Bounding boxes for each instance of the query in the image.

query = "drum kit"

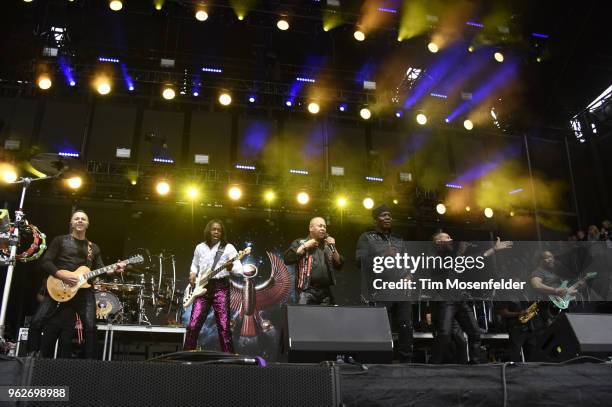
[92,252,184,326]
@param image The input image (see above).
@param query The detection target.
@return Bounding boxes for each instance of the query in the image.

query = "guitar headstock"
[127,254,144,265]
[236,246,252,260]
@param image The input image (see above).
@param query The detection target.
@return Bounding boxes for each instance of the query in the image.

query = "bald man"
[284,217,344,305]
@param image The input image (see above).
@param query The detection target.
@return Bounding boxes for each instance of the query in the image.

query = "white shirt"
[190,241,243,279]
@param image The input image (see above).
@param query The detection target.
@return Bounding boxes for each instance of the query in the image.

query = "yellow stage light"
[156,181,170,195]
[362,197,374,209]
[297,192,310,205]
[67,176,82,190]
[484,207,494,218]
[228,186,242,200]
[37,74,52,90]
[436,203,446,215]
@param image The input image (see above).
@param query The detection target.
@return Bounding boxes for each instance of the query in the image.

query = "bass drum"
[94,291,123,321]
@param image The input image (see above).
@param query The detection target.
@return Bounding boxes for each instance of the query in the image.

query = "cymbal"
[30,153,84,177]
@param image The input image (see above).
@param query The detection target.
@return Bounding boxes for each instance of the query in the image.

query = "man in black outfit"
[429,232,512,364]
[356,204,413,363]
[283,216,344,305]
[27,210,124,358]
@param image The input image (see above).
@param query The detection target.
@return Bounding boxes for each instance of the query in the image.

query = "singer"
[283,217,344,305]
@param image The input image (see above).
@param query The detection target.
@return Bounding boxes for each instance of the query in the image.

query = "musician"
[27,210,125,358]
[356,204,413,362]
[497,297,545,362]
[283,217,344,305]
[429,232,512,364]
[183,220,243,353]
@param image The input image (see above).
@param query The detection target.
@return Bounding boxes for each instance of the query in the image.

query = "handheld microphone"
[325,233,336,253]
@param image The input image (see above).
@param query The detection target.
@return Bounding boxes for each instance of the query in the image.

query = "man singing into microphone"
[284,217,344,305]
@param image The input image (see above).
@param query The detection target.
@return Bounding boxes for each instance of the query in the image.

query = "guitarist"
[530,250,585,324]
[183,220,243,353]
[27,210,125,358]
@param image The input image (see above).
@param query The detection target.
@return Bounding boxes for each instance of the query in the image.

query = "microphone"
[325,234,336,253]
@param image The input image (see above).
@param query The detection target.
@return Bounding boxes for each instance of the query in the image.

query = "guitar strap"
[86,240,94,267]
[211,242,227,273]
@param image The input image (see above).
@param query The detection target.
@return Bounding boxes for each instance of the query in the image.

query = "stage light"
[416,113,427,125]
[285,100,292,107]
[195,9,208,22]
[219,93,232,106]
[336,197,347,208]
[307,102,320,114]
[277,18,289,31]
[360,108,371,120]
[154,0,164,11]
[109,0,123,11]
[428,42,439,53]
[392,199,399,205]
[468,45,475,53]
[228,186,242,201]
[338,104,347,112]
[156,181,170,195]
[354,30,365,42]
[23,0,34,2]
[186,186,199,200]
[94,76,112,95]
[363,197,374,210]
[463,119,474,130]
[465,206,471,212]
[436,203,446,215]
[484,207,494,218]
[248,96,256,103]
[1,165,17,184]
[162,86,175,100]
[510,210,515,217]
[66,176,82,190]
[296,192,310,205]
[395,111,403,118]
[264,190,275,203]
[37,74,52,90]
[494,52,504,63]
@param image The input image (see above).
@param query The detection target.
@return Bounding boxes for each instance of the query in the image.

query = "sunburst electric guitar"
[183,247,251,308]
[46,254,144,302]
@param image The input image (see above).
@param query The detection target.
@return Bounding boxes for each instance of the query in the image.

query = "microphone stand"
[0,175,58,350]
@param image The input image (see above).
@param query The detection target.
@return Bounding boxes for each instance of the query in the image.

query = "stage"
[1,356,611,406]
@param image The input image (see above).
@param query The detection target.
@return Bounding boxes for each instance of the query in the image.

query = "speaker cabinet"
[285,305,393,363]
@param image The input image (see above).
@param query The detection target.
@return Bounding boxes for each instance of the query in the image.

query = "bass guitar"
[183,247,251,308]
[47,254,144,302]
[549,272,597,310]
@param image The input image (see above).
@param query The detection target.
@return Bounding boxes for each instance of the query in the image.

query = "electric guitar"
[549,272,597,310]
[46,254,144,302]
[183,247,251,308]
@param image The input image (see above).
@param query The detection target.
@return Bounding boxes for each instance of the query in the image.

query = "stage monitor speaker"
[540,313,612,362]
[285,305,393,363]
[18,357,340,407]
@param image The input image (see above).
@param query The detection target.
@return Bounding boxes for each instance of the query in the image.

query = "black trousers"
[377,301,413,362]
[28,288,97,358]
[431,301,483,364]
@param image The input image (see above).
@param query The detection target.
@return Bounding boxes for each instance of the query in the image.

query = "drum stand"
[0,177,52,351]
[137,285,151,325]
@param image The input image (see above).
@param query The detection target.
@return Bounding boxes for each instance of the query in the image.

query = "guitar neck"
[83,261,123,280]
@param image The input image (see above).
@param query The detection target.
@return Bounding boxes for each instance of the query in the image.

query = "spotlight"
[360,108,371,120]
[296,192,310,205]
[392,199,399,205]
[109,0,123,11]
[307,102,320,114]
[338,104,347,112]
[436,203,446,215]
[510,210,515,217]
[66,176,83,190]
[219,93,232,106]
[285,100,292,107]
[395,111,402,118]
[96,77,111,95]
[428,42,439,53]
[468,45,475,53]
[465,206,471,212]
[1,164,18,183]
[228,186,242,201]
[336,197,347,208]
[186,186,199,200]
[162,86,175,100]
[277,18,289,31]
[484,207,494,218]
[248,96,256,103]
[37,74,52,90]
[156,181,170,195]
[195,6,208,21]
[363,197,374,210]
[354,30,365,42]
[264,190,275,203]
[416,113,427,125]
[463,119,474,130]
[494,52,504,63]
